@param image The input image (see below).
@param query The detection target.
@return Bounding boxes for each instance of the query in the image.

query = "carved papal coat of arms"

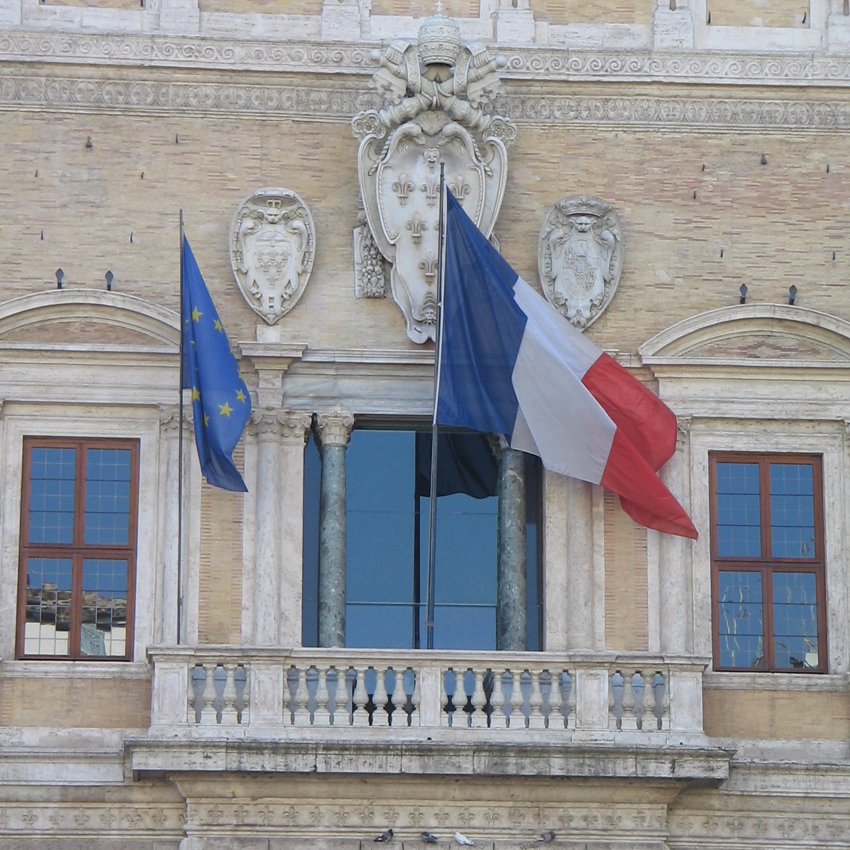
[229,188,315,325]
[538,196,623,329]
[353,13,516,344]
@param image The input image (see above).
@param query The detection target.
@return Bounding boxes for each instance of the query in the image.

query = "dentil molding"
[1,30,850,87]
[2,74,850,130]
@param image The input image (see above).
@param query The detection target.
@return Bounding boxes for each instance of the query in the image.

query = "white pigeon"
[454,833,475,847]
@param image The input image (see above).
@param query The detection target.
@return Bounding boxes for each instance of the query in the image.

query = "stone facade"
[0,1,849,848]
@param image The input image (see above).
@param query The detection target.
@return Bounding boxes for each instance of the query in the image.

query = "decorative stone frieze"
[353,14,515,343]
[230,188,315,325]
[538,196,622,329]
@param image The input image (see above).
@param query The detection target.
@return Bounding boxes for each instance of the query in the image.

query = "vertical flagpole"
[177,210,185,646]
[425,164,448,650]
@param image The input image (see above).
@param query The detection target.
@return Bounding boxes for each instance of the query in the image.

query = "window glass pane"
[81,558,128,657]
[346,603,414,649]
[346,431,416,606]
[770,463,816,559]
[715,462,761,557]
[84,449,132,545]
[28,447,76,544]
[717,570,764,668]
[22,557,73,656]
[428,604,497,651]
[772,572,819,670]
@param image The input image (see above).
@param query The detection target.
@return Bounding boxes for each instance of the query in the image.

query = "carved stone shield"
[230,188,315,325]
[538,196,623,329]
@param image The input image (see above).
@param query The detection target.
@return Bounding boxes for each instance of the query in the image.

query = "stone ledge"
[127,737,733,783]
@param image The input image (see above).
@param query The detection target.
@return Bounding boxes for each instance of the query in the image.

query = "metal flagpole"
[177,209,185,646]
[425,163,448,650]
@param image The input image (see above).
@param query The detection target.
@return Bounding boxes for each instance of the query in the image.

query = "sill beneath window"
[0,659,151,680]
[703,670,849,692]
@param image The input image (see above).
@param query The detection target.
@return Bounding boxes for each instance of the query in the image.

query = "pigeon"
[454,833,474,847]
[538,832,556,843]
[421,833,439,844]
[375,830,394,843]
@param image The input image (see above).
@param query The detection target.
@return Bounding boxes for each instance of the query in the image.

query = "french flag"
[437,191,697,540]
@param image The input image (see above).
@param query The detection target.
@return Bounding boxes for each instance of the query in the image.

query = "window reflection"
[303,427,541,650]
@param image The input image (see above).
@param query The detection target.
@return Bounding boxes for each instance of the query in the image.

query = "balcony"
[128,647,732,782]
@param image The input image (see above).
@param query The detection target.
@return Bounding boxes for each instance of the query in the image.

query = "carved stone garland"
[352,14,516,344]
[538,196,623,329]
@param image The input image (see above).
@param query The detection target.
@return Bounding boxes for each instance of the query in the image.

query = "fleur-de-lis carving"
[449,175,471,201]
[281,805,296,825]
[21,810,38,826]
[406,212,428,244]
[419,255,438,283]
[234,805,250,825]
[435,809,451,828]
[74,811,90,828]
[334,807,350,826]
[258,806,275,826]
[484,811,500,827]
[458,808,474,827]
[100,809,118,827]
[421,176,440,207]
[409,806,424,827]
[392,173,415,206]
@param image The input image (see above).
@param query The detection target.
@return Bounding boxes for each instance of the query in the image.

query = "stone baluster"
[391,668,408,727]
[632,672,647,731]
[610,670,624,731]
[566,671,577,729]
[527,669,545,729]
[200,662,217,726]
[316,413,355,648]
[490,670,507,729]
[293,666,311,726]
[509,669,525,728]
[221,662,238,725]
[314,666,331,726]
[497,448,527,651]
[643,673,657,731]
[410,667,421,727]
[441,669,453,727]
[656,672,670,730]
[621,671,637,731]
[547,670,563,729]
[470,669,488,728]
[372,667,390,727]
[352,665,370,727]
[189,665,205,723]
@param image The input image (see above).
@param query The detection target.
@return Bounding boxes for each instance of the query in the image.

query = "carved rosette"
[353,14,515,344]
[230,188,315,325]
[538,196,623,330]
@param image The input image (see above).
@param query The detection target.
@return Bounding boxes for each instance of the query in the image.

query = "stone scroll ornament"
[352,13,516,344]
[538,196,623,330]
[229,188,315,325]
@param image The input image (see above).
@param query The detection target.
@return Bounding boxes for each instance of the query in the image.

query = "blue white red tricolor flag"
[436,191,697,539]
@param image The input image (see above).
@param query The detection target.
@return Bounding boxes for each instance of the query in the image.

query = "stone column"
[565,477,596,651]
[497,448,527,651]
[316,413,354,648]
[251,410,284,647]
[659,417,692,655]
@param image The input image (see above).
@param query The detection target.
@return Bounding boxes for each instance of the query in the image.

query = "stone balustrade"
[148,647,709,742]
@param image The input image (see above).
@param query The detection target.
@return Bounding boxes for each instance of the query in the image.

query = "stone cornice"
[2,72,849,131]
[1,29,850,88]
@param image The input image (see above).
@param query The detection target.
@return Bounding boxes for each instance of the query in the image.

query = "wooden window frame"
[709,452,827,673]
[16,437,140,661]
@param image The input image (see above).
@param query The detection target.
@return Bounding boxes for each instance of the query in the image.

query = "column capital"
[159,403,192,433]
[316,412,355,447]
[250,409,313,443]
[676,415,692,449]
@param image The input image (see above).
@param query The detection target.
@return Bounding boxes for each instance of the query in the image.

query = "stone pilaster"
[316,412,354,648]
[659,416,693,655]
[497,448,527,651]
[565,477,596,651]
[158,405,183,645]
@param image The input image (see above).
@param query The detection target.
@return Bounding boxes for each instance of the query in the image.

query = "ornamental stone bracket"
[238,341,307,409]
[353,13,516,344]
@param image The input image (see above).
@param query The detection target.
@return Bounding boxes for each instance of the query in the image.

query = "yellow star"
[235,389,246,403]
[237,370,244,381]
[219,402,233,417]
[214,319,223,332]
[191,387,201,401]
[191,307,202,321]
[203,414,210,427]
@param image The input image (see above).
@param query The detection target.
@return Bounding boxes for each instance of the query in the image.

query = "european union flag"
[181,237,251,492]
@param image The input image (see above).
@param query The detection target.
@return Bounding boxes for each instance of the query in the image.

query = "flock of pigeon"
[374,830,557,845]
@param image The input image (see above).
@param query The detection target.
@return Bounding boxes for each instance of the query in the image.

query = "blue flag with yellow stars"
[181,237,251,492]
